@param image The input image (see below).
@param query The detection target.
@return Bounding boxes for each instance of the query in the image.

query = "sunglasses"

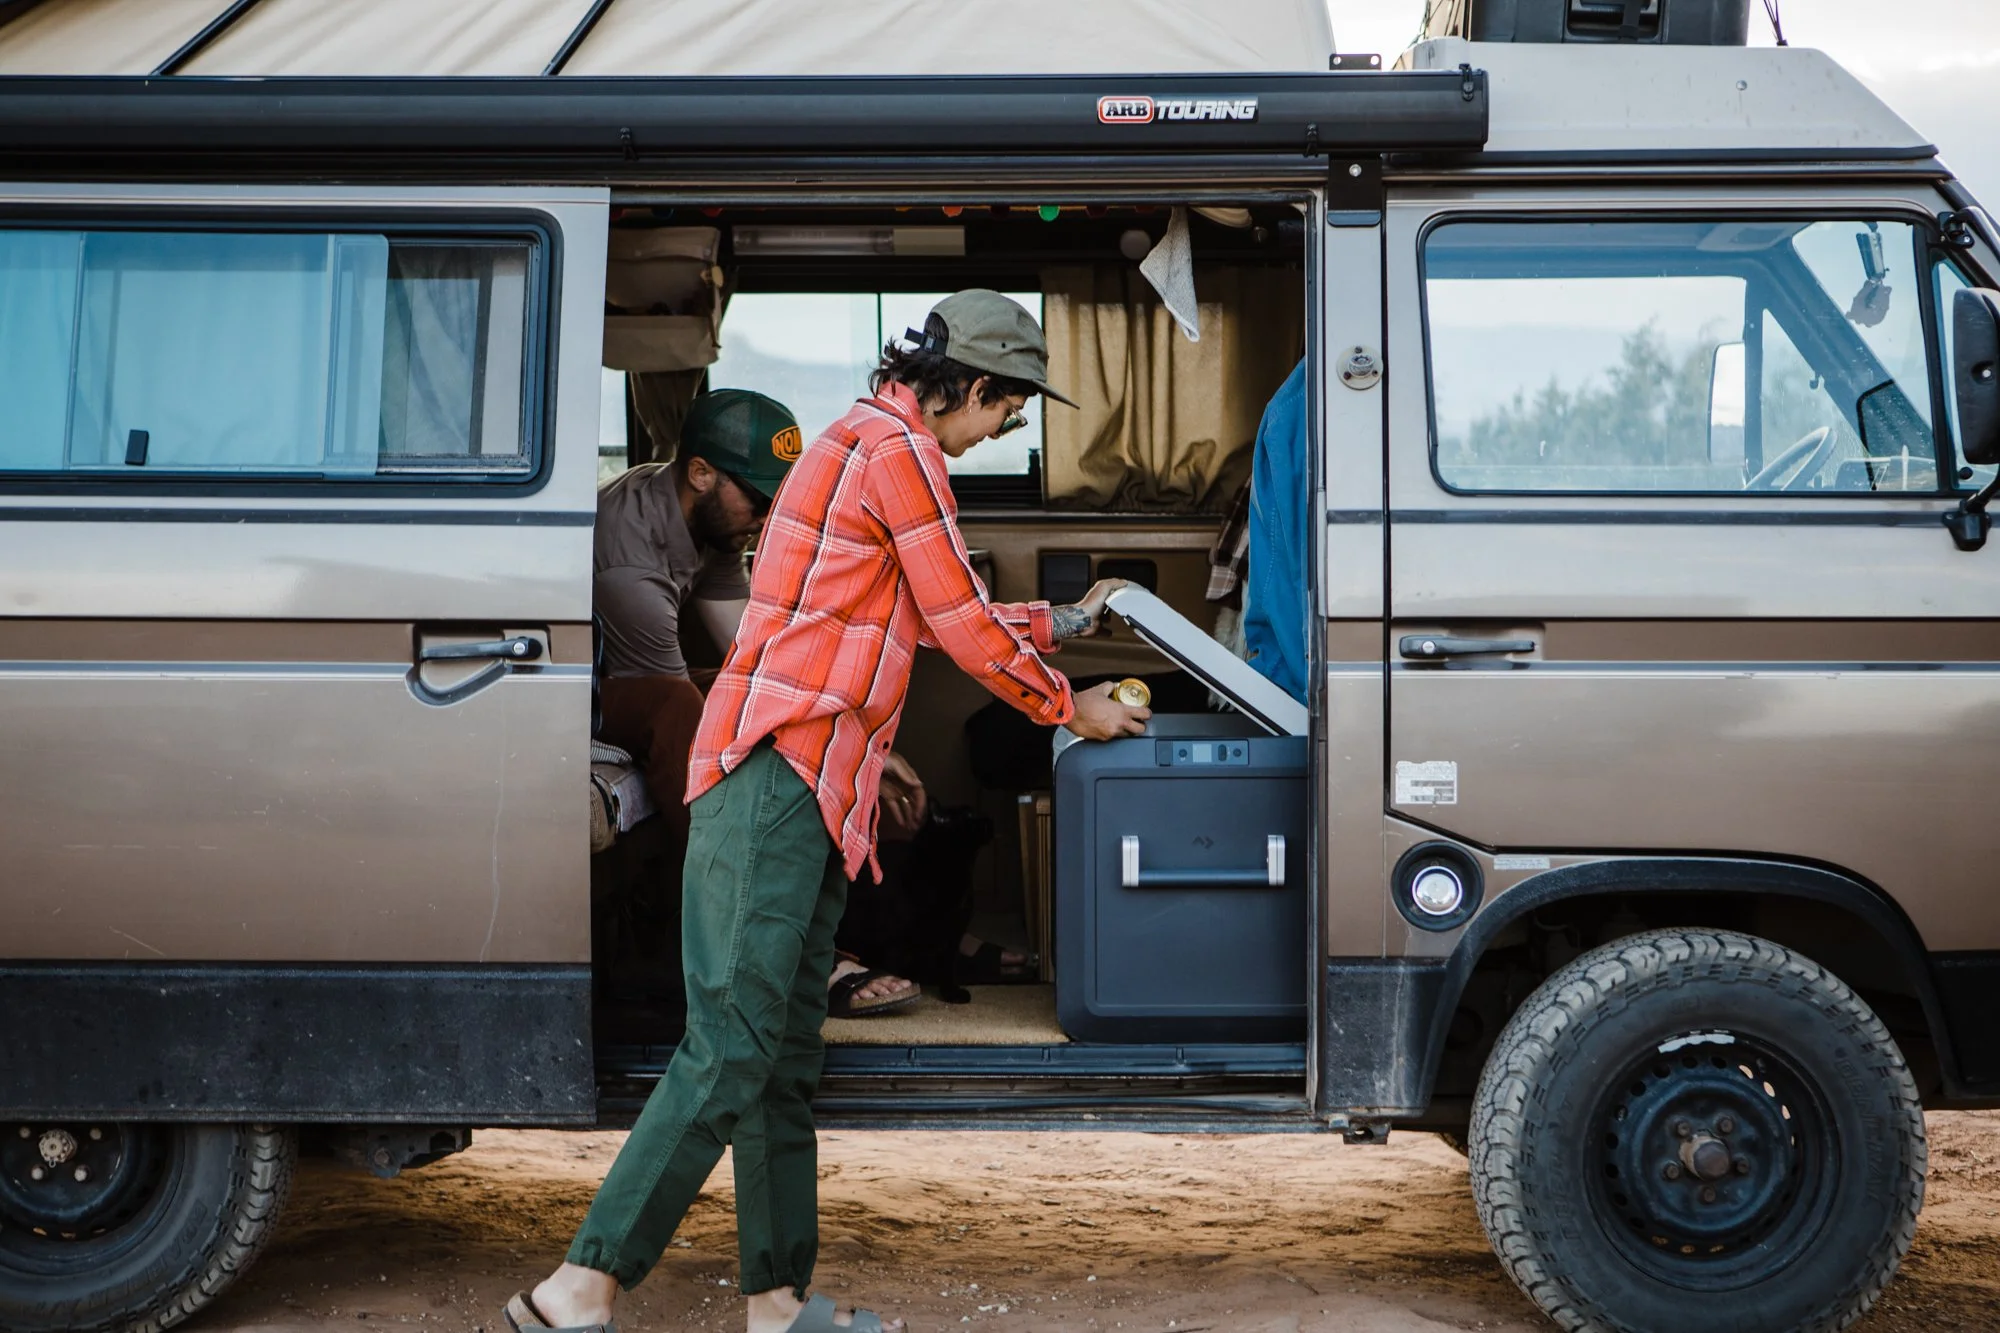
[720,469,774,517]
[995,405,1031,437]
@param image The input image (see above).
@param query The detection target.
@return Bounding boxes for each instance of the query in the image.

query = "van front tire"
[0,1122,294,1333]
[1470,930,1924,1333]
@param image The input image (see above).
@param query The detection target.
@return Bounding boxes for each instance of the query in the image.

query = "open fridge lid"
[1104,586,1308,737]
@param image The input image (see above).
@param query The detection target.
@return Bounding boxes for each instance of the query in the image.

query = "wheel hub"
[1,1124,152,1235]
[1598,1034,1817,1264]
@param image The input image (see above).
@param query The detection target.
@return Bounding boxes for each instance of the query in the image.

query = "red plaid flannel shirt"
[687,383,1076,879]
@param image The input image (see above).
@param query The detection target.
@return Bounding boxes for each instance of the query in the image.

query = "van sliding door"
[0,187,610,1126]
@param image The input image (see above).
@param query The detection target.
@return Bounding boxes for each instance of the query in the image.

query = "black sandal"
[956,939,1038,985]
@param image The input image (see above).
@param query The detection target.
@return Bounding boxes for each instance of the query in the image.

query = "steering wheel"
[1745,426,1836,492]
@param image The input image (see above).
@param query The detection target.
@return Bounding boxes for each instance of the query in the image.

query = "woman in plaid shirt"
[511,292,1149,1333]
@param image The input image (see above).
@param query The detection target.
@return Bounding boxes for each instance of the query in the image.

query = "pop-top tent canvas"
[0,0,1335,76]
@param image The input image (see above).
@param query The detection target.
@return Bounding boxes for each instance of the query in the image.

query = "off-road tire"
[1469,930,1924,1333]
[0,1123,295,1333]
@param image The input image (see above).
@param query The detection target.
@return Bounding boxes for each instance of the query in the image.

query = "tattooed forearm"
[1051,604,1093,640]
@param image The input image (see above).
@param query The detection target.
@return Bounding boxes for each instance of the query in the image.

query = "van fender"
[1321,857,1971,1118]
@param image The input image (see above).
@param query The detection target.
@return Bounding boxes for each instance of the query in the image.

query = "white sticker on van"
[1494,854,1551,871]
[1394,760,1458,806]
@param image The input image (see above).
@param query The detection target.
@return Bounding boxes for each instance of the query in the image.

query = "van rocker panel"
[0,964,594,1124]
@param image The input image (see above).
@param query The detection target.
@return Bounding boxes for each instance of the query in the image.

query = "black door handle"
[417,636,544,664]
[1399,634,1536,660]
[408,635,545,707]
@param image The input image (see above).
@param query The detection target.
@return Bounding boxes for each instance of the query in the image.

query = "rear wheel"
[1470,930,1924,1333]
[0,1122,294,1333]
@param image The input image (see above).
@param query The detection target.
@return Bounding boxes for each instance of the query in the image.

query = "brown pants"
[598,674,708,849]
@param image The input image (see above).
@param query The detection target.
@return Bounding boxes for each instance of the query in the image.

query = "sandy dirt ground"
[207,1113,2000,1333]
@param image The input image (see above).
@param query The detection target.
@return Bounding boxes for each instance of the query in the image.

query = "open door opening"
[582,199,1313,1101]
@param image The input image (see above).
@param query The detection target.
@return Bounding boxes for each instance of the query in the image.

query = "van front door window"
[1424,217,1942,494]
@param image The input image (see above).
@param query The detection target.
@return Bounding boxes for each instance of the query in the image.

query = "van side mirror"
[1707,341,1746,466]
[1951,287,2000,466]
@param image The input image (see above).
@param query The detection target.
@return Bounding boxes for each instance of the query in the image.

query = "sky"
[1326,0,2000,204]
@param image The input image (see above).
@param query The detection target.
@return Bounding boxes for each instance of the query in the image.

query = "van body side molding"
[0,963,595,1124]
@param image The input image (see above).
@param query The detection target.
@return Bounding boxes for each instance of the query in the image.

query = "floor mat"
[823,983,1066,1045]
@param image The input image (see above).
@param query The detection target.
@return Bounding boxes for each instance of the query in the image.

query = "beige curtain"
[1041,264,1302,512]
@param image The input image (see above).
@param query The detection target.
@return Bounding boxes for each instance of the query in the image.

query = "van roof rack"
[1424,0,1751,46]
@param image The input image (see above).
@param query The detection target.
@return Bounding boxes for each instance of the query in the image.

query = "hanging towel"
[1139,205,1200,342]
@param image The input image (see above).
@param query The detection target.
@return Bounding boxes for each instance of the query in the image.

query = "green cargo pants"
[568,742,847,1296]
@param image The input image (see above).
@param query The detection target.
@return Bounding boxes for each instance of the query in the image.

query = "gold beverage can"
[1112,678,1151,708]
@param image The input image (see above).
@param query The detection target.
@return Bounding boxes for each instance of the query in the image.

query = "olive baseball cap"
[680,388,803,499]
[916,289,1079,408]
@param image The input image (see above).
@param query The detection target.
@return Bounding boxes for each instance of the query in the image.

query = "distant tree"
[1446,321,1719,472]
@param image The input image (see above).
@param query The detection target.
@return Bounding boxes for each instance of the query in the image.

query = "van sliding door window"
[0,228,536,480]
[1423,218,1943,495]
[706,291,1045,478]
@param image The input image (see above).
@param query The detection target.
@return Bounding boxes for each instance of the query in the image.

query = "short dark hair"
[869,312,1038,413]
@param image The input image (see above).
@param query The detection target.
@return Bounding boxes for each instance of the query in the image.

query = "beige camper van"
[0,0,1996,1330]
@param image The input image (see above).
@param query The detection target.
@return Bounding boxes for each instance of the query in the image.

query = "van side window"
[1932,256,1998,493]
[706,291,1045,480]
[0,229,536,480]
[1425,218,1943,494]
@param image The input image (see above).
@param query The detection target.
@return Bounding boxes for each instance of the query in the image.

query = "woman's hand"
[1051,578,1129,640]
[1066,680,1151,742]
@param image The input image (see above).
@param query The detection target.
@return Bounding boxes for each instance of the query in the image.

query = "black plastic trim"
[0,963,596,1123]
[601,1042,1307,1081]
[1387,507,1955,526]
[0,506,592,525]
[1405,858,1973,1110]
[0,72,1489,174]
[1398,145,1940,168]
[1930,952,2000,1092]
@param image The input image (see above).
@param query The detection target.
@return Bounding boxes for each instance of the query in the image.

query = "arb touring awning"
[0,0,1490,178]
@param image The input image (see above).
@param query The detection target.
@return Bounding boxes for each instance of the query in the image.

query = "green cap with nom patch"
[913,289,1078,408]
[680,388,803,499]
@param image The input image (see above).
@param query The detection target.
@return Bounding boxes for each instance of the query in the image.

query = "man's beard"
[690,485,754,553]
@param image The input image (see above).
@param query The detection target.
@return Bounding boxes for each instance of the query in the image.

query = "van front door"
[0,187,610,1124]
[1382,194,2000,1063]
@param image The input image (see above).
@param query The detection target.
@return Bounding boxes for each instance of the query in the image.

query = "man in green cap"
[514,293,1146,1333]
[594,388,921,1016]
[592,388,797,848]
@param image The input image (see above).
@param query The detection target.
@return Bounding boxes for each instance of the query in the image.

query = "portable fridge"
[1052,588,1310,1044]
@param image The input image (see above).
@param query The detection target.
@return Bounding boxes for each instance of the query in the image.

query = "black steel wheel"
[1469,930,1925,1333]
[0,1123,294,1333]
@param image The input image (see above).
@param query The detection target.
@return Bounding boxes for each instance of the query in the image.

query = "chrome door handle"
[1399,634,1535,660]
[1120,834,1286,888]
[417,636,544,664]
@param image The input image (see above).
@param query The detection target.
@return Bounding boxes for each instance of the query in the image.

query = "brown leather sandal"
[502,1290,617,1333]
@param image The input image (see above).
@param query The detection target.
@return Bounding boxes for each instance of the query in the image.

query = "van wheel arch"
[1416,857,1959,1116]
